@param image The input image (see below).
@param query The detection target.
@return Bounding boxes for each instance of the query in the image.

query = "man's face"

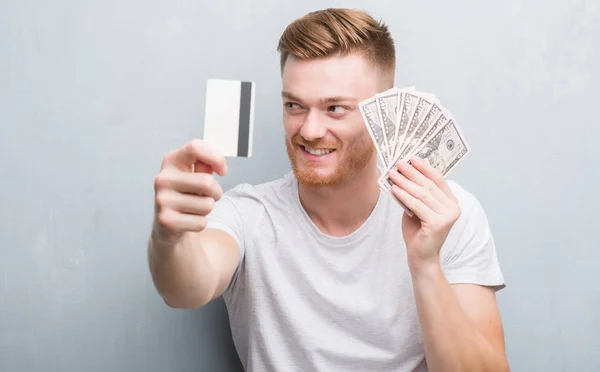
[282,53,384,188]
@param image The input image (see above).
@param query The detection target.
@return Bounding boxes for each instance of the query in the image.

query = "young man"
[148,8,509,372]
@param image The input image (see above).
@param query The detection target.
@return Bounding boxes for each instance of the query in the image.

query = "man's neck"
[297,162,381,238]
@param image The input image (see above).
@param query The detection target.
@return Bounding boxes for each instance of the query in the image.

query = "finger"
[397,160,452,208]
[165,139,228,176]
[157,190,215,216]
[155,170,223,200]
[396,159,430,186]
[388,169,446,214]
[410,156,457,202]
[193,161,213,174]
[158,209,207,233]
[391,184,434,222]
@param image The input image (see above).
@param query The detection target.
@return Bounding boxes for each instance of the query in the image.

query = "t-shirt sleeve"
[205,186,247,285]
[440,182,506,291]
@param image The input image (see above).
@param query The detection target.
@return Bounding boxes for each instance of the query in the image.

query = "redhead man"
[148,8,509,372]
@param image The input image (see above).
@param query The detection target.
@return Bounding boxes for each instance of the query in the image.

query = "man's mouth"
[300,145,336,156]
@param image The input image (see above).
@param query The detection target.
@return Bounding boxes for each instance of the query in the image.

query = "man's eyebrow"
[281,91,357,105]
[281,91,302,102]
[319,96,357,105]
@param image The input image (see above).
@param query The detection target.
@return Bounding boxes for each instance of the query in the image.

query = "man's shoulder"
[447,180,485,212]
[445,180,492,235]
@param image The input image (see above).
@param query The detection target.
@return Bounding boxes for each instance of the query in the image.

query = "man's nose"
[299,110,327,142]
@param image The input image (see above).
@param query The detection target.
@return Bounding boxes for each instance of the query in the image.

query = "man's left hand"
[387,156,462,273]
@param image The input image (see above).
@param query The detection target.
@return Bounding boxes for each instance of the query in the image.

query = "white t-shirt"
[207,171,505,372]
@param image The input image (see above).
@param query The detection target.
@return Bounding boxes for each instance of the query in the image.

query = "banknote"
[378,118,470,193]
[409,109,452,158]
[395,103,445,163]
[359,97,389,167]
[359,86,471,216]
[391,92,418,160]
[411,118,469,176]
[395,95,435,159]
[376,87,399,159]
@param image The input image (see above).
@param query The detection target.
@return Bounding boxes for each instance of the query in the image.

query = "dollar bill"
[395,103,445,163]
[396,95,435,158]
[376,88,400,159]
[359,97,389,167]
[410,110,452,157]
[391,92,419,160]
[379,118,470,193]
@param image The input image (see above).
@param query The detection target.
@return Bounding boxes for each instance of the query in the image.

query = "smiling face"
[282,53,386,188]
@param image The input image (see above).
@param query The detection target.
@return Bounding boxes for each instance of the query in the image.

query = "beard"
[285,133,375,188]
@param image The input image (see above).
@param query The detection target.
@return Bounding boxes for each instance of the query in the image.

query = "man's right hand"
[153,139,228,243]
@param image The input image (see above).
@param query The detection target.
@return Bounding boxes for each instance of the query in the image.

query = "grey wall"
[1,0,598,371]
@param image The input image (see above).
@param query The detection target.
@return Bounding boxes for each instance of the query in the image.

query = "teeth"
[304,146,334,156]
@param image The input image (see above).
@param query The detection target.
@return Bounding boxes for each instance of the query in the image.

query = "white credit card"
[203,79,256,157]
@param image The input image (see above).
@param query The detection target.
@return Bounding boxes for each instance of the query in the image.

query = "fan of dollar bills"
[359,87,470,195]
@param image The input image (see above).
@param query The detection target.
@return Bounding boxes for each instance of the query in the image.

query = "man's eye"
[285,102,300,109]
[328,105,346,114]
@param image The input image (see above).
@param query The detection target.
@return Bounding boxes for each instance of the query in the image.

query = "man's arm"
[387,156,508,372]
[148,139,240,309]
[148,228,240,309]
[411,265,509,372]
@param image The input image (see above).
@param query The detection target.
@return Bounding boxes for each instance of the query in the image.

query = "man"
[148,8,509,372]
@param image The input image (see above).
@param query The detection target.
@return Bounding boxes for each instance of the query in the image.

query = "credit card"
[203,79,255,157]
